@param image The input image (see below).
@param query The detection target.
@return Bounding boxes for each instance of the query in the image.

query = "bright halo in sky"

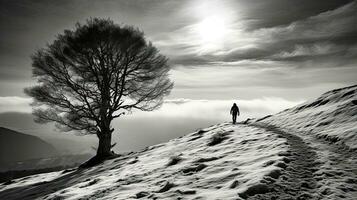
[197,16,226,44]
[189,0,234,52]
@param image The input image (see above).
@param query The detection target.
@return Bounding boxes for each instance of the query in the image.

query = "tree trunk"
[96,132,112,158]
[96,71,113,158]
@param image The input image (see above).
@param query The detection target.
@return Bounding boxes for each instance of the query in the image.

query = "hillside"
[0,85,356,199]
[257,84,357,199]
[260,84,357,149]
[0,127,58,166]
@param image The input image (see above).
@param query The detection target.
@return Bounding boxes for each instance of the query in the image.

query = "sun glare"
[194,16,228,52]
[189,0,233,52]
[197,16,226,44]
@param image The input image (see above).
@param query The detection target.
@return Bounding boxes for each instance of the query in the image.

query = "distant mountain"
[0,153,92,172]
[0,153,92,183]
[0,112,96,155]
[0,127,58,166]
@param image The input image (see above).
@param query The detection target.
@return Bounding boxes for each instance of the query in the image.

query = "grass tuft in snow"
[238,183,270,199]
[156,181,175,193]
[166,155,183,166]
[207,131,230,146]
[182,163,207,175]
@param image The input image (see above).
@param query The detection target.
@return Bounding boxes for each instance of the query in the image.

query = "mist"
[0,97,301,153]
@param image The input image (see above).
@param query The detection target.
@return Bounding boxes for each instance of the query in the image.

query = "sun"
[197,16,226,42]
[188,0,236,52]
[194,15,228,51]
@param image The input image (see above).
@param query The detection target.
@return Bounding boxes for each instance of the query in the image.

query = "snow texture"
[261,84,357,149]
[259,84,357,199]
[0,124,288,199]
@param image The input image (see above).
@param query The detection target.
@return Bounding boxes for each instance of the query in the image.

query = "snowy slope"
[259,84,357,200]
[260,84,357,149]
[0,123,288,199]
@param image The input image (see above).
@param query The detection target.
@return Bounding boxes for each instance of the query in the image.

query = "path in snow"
[241,123,320,199]
[257,84,357,199]
[249,122,357,200]
[312,136,357,199]
[292,128,357,200]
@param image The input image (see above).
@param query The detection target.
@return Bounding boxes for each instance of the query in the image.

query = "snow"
[259,84,357,199]
[0,171,62,192]
[46,124,287,199]
[261,85,357,150]
[0,123,288,199]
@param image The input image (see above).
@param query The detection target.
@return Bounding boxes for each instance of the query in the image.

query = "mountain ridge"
[0,127,58,166]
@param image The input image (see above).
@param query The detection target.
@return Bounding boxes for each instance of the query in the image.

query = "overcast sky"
[0,0,356,152]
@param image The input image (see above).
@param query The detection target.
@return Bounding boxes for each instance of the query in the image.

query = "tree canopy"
[25,18,173,157]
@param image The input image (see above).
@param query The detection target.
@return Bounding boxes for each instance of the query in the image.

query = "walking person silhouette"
[230,103,240,124]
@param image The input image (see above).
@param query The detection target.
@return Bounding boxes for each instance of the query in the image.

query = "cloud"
[169,63,357,94]
[0,95,302,120]
[256,2,357,62]
[0,96,302,153]
[1,0,355,69]
[0,96,32,113]
[113,97,303,151]
[237,0,354,30]
[157,1,357,67]
[1,0,356,102]
[125,97,303,120]
[0,94,302,124]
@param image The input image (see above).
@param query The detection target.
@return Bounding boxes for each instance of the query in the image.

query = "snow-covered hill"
[258,84,357,199]
[260,84,357,149]
[0,85,356,200]
[0,124,289,199]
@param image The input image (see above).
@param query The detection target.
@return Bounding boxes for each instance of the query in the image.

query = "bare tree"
[25,18,173,160]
